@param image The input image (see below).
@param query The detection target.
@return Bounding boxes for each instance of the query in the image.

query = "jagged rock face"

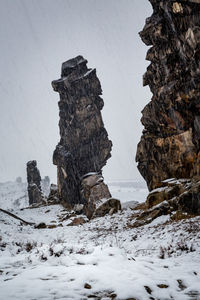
[136,0,200,190]
[52,56,112,206]
[26,160,43,205]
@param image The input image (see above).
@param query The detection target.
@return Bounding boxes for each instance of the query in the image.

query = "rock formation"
[27,160,43,205]
[136,0,200,191]
[81,173,121,219]
[131,178,200,227]
[52,56,113,208]
[47,184,59,205]
[41,176,50,196]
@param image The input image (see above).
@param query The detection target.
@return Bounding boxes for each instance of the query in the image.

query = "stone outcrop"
[81,173,111,205]
[52,56,112,208]
[131,178,200,227]
[136,0,200,191]
[26,160,43,205]
[47,184,59,205]
[81,173,121,219]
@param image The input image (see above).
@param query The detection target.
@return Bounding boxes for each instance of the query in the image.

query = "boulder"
[80,173,120,219]
[178,181,200,214]
[132,178,200,227]
[84,197,121,220]
[94,198,121,218]
[146,184,184,208]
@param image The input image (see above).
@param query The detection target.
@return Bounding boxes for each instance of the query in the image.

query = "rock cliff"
[52,56,112,207]
[136,0,200,191]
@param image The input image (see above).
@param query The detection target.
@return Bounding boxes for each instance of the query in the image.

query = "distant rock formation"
[47,184,59,205]
[136,0,200,191]
[41,176,50,197]
[52,56,112,208]
[26,160,43,205]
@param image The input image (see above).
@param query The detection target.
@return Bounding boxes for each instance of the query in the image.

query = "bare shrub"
[159,239,195,258]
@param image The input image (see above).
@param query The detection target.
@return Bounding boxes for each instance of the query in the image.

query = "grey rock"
[26,160,43,205]
[47,184,59,205]
[52,56,112,208]
[136,0,200,191]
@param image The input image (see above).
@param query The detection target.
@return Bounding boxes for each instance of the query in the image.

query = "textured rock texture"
[26,160,43,205]
[81,173,121,219]
[131,178,200,227]
[52,56,112,207]
[47,184,59,205]
[136,0,200,191]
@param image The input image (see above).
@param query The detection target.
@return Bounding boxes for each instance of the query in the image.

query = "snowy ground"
[0,181,28,210]
[0,181,200,300]
[108,180,148,208]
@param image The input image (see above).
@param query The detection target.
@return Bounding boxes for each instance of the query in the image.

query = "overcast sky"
[0,0,152,183]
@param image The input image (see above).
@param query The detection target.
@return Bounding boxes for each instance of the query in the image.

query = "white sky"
[0,0,152,183]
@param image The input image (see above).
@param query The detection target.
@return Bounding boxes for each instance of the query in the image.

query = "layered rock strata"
[52,56,112,207]
[26,160,43,205]
[136,0,200,191]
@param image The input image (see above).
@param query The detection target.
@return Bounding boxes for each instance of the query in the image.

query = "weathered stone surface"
[146,183,184,208]
[94,198,121,218]
[178,181,200,213]
[47,184,59,205]
[84,195,121,219]
[81,173,110,200]
[132,178,200,227]
[81,173,121,219]
[27,160,43,205]
[136,0,200,191]
[52,56,112,207]
[131,201,171,228]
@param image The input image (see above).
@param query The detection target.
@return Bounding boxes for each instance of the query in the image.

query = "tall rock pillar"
[27,160,43,205]
[52,56,112,207]
[136,0,200,190]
